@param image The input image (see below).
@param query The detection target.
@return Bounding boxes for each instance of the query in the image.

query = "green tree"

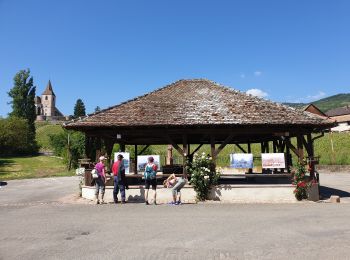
[0,117,31,155]
[7,69,38,153]
[49,130,85,169]
[74,99,86,118]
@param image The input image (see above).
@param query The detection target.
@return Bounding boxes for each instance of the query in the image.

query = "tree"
[7,69,37,153]
[74,99,86,118]
[94,106,101,113]
[49,130,85,169]
[0,117,31,155]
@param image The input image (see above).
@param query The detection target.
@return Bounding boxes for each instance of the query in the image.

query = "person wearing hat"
[144,156,158,205]
[94,156,107,204]
[112,154,128,203]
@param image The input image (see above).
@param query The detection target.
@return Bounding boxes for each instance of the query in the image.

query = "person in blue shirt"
[144,156,158,205]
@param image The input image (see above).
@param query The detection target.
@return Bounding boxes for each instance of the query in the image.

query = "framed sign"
[137,155,160,172]
[261,153,285,169]
[114,152,130,174]
[230,153,254,169]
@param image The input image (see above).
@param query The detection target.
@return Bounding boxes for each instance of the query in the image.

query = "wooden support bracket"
[166,136,184,155]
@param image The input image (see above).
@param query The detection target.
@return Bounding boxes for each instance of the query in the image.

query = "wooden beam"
[286,142,299,157]
[215,134,235,157]
[302,136,312,156]
[190,144,204,157]
[138,145,150,155]
[235,144,247,153]
[166,135,184,155]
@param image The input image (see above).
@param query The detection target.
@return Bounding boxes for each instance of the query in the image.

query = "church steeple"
[42,80,55,96]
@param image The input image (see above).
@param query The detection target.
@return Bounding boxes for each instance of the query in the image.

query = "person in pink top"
[94,156,106,204]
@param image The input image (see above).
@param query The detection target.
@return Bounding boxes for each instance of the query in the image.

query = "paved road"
[1,174,350,260]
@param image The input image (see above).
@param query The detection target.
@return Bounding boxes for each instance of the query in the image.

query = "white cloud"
[287,91,326,103]
[240,74,246,78]
[246,88,268,98]
[306,91,326,101]
[254,71,262,77]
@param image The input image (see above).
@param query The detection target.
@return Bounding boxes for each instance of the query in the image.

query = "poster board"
[137,155,160,172]
[261,153,285,169]
[230,153,254,168]
[114,152,130,174]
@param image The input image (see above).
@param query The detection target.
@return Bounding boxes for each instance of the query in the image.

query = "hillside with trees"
[284,93,350,112]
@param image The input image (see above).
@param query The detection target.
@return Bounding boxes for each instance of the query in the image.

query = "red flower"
[297,181,306,188]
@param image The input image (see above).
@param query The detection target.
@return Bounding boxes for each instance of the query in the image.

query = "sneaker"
[96,200,100,205]
[153,201,157,205]
[145,201,149,205]
[168,201,176,205]
[121,201,126,204]
[176,201,182,205]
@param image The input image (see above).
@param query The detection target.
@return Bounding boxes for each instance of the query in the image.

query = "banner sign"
[230,153,254,168]
[261,153,285,169]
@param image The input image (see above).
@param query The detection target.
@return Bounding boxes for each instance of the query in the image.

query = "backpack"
[144,164,156,180]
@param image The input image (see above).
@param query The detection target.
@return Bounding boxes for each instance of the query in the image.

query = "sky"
[1,0,349,116]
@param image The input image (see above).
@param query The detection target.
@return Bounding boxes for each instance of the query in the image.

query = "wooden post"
[210,136,216,168]
[134,145,138,174]
[273,140,277,174]
[265,141,270,153]
[166,145,173,165]
[286,137,291,173]
[261,142,265,173]
[248,142,253,174]
[307,133,316,180]
[183,135,188,178]
[296,135,304,162]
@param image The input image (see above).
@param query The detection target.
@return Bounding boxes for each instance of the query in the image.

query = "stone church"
[35,80,67,121]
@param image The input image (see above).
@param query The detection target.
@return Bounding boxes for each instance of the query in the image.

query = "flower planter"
[307,183,319,201]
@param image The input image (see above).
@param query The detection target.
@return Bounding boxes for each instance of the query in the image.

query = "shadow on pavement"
[320,186,350,199]
[0,181,8,186]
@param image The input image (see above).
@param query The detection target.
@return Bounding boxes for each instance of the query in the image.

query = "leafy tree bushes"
[49,130,85,169]
[0,117,33,155]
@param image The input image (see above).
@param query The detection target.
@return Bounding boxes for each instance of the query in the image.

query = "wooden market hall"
[64,79,333,184]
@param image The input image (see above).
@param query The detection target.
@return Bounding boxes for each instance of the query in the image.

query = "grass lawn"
[0,155,74,180]
[36,123,64,151]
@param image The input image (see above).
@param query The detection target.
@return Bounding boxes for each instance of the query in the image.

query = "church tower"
[41,80,56,117]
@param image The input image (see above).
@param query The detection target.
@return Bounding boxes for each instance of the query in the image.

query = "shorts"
[145,178,157,190]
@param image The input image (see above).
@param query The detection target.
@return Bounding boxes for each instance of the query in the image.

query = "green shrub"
[188,153,221,201]
[49,130,85,169]
[0,117,37,155]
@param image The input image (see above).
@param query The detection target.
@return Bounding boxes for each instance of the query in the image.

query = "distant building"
[35,80,67,121]
[326,105,350,132]
[302,104,328,118]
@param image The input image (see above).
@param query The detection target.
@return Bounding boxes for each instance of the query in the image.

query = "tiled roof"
[326,106,350,117]
[65,79,332,129]
[42,80,55,96]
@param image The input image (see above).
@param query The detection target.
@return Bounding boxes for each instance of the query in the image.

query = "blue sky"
[1,0,349,116]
